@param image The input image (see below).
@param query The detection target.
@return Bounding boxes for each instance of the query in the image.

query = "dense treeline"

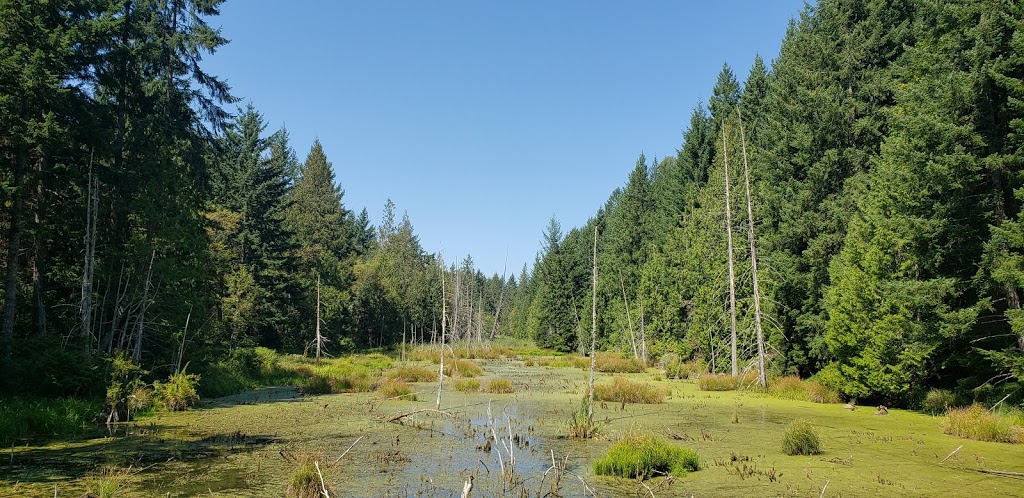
[0,1,512,399]
[511,0,1024,407]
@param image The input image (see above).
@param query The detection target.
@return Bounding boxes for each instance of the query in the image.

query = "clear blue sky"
[204,1,807,277]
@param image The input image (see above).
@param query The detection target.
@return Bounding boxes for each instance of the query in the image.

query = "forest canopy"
[1,0,1023,409]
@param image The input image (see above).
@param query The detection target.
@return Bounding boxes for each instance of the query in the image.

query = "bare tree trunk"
[32,152,49,336]
[639,298,646,365]
[737,108,767,388]
[81,151,99,349]
[436,257,447,411]
[1,147,25,358]
[176,306,191,374]
[490,250,509,340]
[722,119,739,377]
[132,250,156,362]
[617,270,637,359]
[588,226,598,420]
[314,274,325,361]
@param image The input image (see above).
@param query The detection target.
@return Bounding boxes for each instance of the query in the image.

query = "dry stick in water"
[940,445,963,463]
[819,479,830,498]
[331,436,364,465]
[314,460,330,498]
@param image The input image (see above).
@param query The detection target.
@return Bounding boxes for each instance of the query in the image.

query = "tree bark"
[1,147,26,357]
[737,108,767,387]
[722,119,739,377]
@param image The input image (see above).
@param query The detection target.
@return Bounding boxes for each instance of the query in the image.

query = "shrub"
[300,375,333,395]
[697,374,738,391]
[923,388,956,415]
[486,378,514,394]
[595,377,666,404]
[594,432,700,479]
[805,379,841,404]
[387,365,436,383]
[567,398,600,439]
[444,358,484,378]
[452,378,480,393]
[286,453,334,498]
[782,420,822,455]
[768,376,808,401]
[153,370,201,412]
[376,379,416,400]
[523,359,536,367]
[594,352,645,373]
[943,404,1022,443]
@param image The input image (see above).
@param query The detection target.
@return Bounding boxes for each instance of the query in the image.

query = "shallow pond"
[2,360,1022,497]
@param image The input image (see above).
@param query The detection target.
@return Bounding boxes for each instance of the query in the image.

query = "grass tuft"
[567,398,600,439]
[387,365,436,383]
[805,379,841,404]
[82,465,132,498]
[443,358,484,378]
[452,378,481,393]
[594,432,699,479]
[153,370,200,412]
[943,404,1022,443]
[781,420,822,455]
[286,453,334,498]
[376,379,416,400]
[485,378,514,394]
[594,377,666,404]
[697,373,739,391]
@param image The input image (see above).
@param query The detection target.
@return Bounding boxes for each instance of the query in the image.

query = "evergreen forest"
[2,0,1024,415]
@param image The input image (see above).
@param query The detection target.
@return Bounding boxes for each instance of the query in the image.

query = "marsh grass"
[485,378,514,394]
[82,465,132,498]
[443,358,484,378]
[943,404,1022,443]
[765,376,841,404]
[594,352,645,373]
[286,453,334,498]
[452,378,481,392]
[153,370,200,412]
[805,379,841,404]
[567,398,600,439]
[0,397,99,445]
[594,377,666,404]
[289,354,393,394]
[594,432,700,479]
[386,365,436,383]
[697,374,739,391]
[376,379,416,400]
[781,420,822,455]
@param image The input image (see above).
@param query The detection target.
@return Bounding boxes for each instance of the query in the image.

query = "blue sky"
[204,1,807,276]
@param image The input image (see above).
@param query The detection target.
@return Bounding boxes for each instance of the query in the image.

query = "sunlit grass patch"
[594,352,645,373]
[922,388,956,415]
[485,378,514,394]
[594,432,699,479]
[376,379,416,400]
[443,358,484,378]
[386,365,436,383]
[943,404,1022,443]
[697,373,739,391]
[452,378,480,392]
[782,420,822,455]
[594,377,666,404]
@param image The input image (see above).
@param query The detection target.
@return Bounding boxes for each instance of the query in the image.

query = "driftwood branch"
[940,445,963,463]
[331,436,363,465]
[383,408,453,423]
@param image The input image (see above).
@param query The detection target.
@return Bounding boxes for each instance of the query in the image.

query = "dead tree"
[314,274,328,361]
[737,107,767,388]
[723,118,739,377]
[588,225,598,420]
[436,255,448,411]
[81,151,99,349]
[618,270,638,359]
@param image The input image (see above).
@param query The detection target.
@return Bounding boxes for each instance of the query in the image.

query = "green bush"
[594,377,666,404]
[943,404,1022,443]
[782,420,822,455]
[153,369,201,412]
[923,388,956,415]
[594,432,699,479]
